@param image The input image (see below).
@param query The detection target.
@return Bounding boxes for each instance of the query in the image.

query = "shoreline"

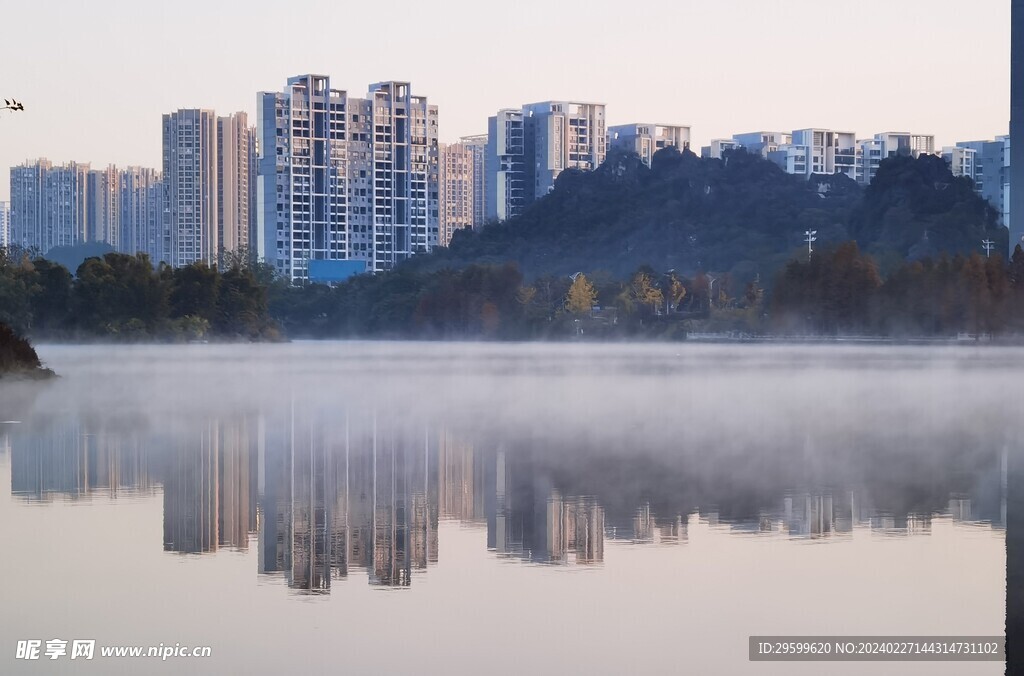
[25,334,1024,348]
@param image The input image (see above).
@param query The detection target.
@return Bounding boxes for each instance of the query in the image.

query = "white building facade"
[731,131,792,158]
[486,109,526,223]
[859,132,936,185]
[258,75,439,282]
[956,136,1011,229]
[790,129,859,180]
[523,101,606,199]
[942,145,977,180]
[608,123,691,167]
[700,139,741,159]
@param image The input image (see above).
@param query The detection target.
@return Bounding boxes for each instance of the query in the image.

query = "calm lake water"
[0,342,1016,675]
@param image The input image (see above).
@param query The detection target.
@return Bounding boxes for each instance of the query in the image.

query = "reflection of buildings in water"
[606,503,685,545]
[869,513,931,536]
[288,413,332,592]
[948,497,972,522]
[717,481,1009,540]
[657,515,688,544]
[218,420,257,550]
[366,427,437,587]
[545,492,604,564]
[438,429,484,524]
[632,503,654,543]
[257,413,439,592]
[11,419,153,501]
[164,418,258,554]
[485,448,605,564]
[257,407,332,592]
[163,422,219,554]
[784,494,836,538]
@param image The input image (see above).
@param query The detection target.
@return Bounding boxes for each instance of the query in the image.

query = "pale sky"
[0,0,1011,202]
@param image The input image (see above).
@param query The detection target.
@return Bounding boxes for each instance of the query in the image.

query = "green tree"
[73,253,168,335]
[170,262,220,321]
[28,258,72,334]
[0,248,37,334]
[215,264,270,338]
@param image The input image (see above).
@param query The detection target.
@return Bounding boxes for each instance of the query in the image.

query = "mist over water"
[0,343,1014,675]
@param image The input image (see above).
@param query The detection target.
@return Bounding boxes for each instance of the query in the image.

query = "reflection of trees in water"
[502,431,1007,538]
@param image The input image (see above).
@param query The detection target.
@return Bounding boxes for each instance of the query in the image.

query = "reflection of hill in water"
[6,407,1008,596]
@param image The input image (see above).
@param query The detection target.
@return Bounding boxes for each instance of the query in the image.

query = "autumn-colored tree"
[565,274,597,316]
[629,271,663,313]
[771,242,880,334]
[662,274,686,313]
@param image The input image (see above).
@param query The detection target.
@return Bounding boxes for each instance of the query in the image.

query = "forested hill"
[424,147,1004,285]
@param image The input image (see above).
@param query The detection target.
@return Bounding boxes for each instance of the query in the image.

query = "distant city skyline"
[0,0,1010,203]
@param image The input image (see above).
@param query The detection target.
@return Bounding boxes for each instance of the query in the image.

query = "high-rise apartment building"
[257,75,346,281]
[9,160,90,252]
[86,165,120,246]
[523,101,606,199]
[956,136,1011,228]
[608,123,691,167]
[9,160,167,259]
[0,201,9,248]
[486,109,526,223]
[367,79,441,269]
[163,109,219,267]
[485,101,605,223]
[463,134,487,229]
[217,112,256,256]
[118,167,165,261]
[258,74,439,282]
[439,135,486,245]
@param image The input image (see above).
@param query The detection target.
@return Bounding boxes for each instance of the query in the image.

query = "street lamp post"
[706,274,718,311]
[663,269,676,315]
[804,230,818,259]
[982,239,995,258]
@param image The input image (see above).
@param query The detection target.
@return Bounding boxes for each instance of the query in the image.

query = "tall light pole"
[983,239,995,258]
[804,230,817,259]
[663,269,676,315]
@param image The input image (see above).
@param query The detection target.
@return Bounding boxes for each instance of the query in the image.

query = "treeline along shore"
[1,148,1022,343]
